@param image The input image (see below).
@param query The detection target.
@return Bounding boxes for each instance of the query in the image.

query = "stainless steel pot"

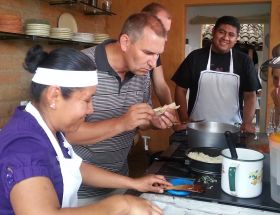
[187,121,240,149]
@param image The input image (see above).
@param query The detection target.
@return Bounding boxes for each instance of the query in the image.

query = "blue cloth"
[0,106,70,214]
[166,178,194,196]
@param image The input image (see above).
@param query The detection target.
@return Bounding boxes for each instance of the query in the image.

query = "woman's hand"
[131,174,172,193]
[89,194,163,215]
[123,195,163,215]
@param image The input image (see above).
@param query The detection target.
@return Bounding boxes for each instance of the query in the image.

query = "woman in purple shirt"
[0,45,170,215]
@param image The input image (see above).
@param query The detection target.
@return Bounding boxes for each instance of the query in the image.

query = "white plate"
[50,36,72,40]
[73,32,94,36]
[58,13,78,33]
[26,26,50,29]
[94,33,109,36]
[72,38,95,43]
[50,33,72,37]
[26,32,50,37]
[26,30,50,33]
[51,27,71,32]
[26,23,50,27]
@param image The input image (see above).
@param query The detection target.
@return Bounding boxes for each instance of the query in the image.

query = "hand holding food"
[150,102,179,129]
[132,174,172,193]
[153,102,180,116]
[121,103,155,130]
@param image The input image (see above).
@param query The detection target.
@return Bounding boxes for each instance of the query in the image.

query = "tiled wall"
[0,0,107,127]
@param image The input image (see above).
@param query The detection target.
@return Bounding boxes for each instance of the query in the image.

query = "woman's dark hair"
[24,45,96,102]
[214,16,240,34]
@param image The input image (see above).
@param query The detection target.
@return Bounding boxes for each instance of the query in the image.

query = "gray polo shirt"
[73,39,151,198]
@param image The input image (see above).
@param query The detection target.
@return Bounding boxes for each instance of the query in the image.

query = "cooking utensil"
[185,147,222,175]
[165,184,204,193]
[221,148,264,198]
[187,121,240,149]
[224,131,238,159]
[166,177,194,196]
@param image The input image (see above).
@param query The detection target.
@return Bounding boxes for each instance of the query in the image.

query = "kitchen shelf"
[0,31,96,46]
[49,0,77,5]
[80,1,116,16]
[48,0,116,16]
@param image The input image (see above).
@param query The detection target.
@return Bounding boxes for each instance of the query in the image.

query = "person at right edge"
[172,16,261,133]
[268,43,280,125]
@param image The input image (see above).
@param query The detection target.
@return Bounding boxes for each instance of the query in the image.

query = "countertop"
[141,131,280,213]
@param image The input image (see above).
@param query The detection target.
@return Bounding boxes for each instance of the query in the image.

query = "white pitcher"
[221,148,264,198]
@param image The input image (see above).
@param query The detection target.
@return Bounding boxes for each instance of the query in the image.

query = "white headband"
[32,67,98,87]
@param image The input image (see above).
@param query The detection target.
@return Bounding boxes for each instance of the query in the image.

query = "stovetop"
[155,131,280,213]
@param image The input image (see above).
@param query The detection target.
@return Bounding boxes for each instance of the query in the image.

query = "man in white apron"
[172,16,261,132]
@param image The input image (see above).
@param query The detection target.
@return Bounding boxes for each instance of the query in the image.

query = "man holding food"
[66,13,177,205]
[172,16,261,133]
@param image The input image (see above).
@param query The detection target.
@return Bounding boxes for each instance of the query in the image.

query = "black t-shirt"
[171,46,261,115]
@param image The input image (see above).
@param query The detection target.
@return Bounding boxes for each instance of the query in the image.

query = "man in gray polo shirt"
[66,12,176,205]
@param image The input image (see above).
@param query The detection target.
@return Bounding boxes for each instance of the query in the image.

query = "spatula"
[165,184,204,193]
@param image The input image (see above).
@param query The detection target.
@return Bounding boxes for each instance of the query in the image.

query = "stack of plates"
[0,14,22,33]
[94,33,110,44]
[72,32,95,43]
[25,23,50,37]
[50,27,72,40]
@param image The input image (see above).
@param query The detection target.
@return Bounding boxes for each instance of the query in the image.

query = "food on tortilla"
[187,152,222,164]
[153,102,180,116]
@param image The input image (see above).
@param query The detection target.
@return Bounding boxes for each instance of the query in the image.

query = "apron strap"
[207,46,233,73]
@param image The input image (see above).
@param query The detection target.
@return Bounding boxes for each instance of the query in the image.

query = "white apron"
[190,47,242,124]
[25,102,82,208]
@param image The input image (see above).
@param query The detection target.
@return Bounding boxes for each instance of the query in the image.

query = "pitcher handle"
[228,163,239,195]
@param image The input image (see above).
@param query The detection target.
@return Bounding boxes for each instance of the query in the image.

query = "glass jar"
[101,0,112,12]
[91,0,98,7]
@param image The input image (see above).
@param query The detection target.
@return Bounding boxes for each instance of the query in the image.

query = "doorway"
[185,3,271,132]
